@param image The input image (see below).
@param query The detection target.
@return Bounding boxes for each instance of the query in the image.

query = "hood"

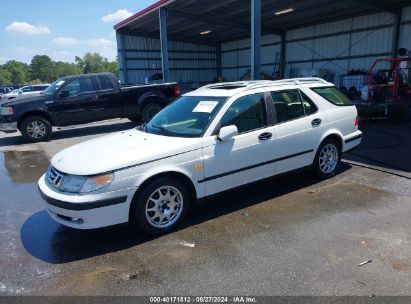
[51,129,203,176]
[2,94,47,107]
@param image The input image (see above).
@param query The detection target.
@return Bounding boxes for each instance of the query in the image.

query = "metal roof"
[114,0,411,45]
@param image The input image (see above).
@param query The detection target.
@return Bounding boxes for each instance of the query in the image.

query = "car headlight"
[59,173,114,194]
[0,107,13,115]
[81,174,114,193]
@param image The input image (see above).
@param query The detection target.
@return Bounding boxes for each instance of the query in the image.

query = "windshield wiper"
[151,124,177,137]
[137,123,147,132]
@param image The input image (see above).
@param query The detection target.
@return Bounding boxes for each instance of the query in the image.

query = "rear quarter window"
[311,87,353,106]
[98,75,114,90]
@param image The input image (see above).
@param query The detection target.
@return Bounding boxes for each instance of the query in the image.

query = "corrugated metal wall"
[222,35,281,81]
[221,7,411,85]
[118,6,411,87]
[117,35,216,87]
[401,6,411,50]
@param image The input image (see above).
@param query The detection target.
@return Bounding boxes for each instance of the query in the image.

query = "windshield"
[145,96,227,138]
[42,78,66,96]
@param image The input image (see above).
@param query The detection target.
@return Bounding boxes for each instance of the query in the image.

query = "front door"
[48,77,101,125]
[202,92,277,196]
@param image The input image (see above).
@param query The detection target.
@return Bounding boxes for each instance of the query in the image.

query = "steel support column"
[279,31,286,79]
[159,7,170,83]
[117,30,128,85]
[216,43,222,80]
[251,0,261,80]
[391,8,402,58]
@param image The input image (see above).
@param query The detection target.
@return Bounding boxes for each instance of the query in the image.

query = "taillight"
[174,84,181,97]
[355,116,359,126]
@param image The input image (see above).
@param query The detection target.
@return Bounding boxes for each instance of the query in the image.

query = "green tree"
[2,60,28,84]
[30,55,54,83]
[75,52,119,76]
[53,61,82,79]
[76,52,106,74]
[105,60,119,77]
[0,67,12,85]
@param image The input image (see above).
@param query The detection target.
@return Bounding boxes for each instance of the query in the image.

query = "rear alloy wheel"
[313,139,341,179]
[132,177,190,235]
[20,116,52,143]
[142,103,162,122]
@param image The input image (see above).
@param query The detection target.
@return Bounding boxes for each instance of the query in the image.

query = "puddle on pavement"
[3,151,49,184]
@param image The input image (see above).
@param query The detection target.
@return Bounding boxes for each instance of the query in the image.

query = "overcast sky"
[0,0,158,64]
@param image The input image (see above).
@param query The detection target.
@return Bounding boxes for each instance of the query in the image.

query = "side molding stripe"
[198,149,314,183]
[345,134,362,144]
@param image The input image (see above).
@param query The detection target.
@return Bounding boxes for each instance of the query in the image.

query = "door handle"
[45,100,54,105]
[258,132,273,141]
[311,118,322,126]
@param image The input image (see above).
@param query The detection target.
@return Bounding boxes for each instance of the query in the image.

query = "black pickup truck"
[0,72,179,142]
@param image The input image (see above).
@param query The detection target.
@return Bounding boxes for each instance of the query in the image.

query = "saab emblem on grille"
[48,167,63,187]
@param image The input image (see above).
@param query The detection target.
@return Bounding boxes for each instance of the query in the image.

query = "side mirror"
[18,90,23,95]
[59,90,70,98]
[217,125,238,142]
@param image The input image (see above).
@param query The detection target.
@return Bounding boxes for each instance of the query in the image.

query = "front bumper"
[0,122,17,133]
[38,174,137,229]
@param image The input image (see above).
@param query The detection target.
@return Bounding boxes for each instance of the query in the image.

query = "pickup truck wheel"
[20,116,52,143]
[132,177,190,235]
[142,103,162,122]
[313,139,341,180]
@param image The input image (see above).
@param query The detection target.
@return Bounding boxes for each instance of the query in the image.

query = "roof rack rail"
[197,77,329,92]
[199,80,273,90]
[248,77,329,90]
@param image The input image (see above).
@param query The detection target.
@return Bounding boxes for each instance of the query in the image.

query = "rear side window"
[300,91,318,115]
[311,87,352,106]
[270,90,305,123]
[98,75,114,90]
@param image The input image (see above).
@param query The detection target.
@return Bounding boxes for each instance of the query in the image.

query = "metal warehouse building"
[114,0,411,91]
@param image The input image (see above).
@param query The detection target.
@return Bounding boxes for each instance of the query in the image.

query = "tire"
[313,138,341,180]
[131,177,190,235]
[142,102,162,122]
[20,116,52,143]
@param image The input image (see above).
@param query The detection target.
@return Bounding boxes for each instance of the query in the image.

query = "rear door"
[269,89,324,174]
[95,74,122,119]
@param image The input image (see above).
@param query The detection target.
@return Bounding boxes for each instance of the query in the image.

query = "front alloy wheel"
[20,116,52,143]
[145,186,183,228]
[132,177,190,235]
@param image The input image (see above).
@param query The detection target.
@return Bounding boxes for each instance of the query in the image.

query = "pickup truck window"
[146,96,226,138]
[63,77,99,97]
[43,79,66,96]
[98,75,114,90]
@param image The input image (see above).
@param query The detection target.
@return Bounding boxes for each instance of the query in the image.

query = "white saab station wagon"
[38,78,362,235]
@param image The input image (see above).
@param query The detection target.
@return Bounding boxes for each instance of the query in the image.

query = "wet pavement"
[0,118,410,296]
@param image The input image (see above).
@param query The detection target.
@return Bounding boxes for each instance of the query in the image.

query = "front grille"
[47,166,65,189]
